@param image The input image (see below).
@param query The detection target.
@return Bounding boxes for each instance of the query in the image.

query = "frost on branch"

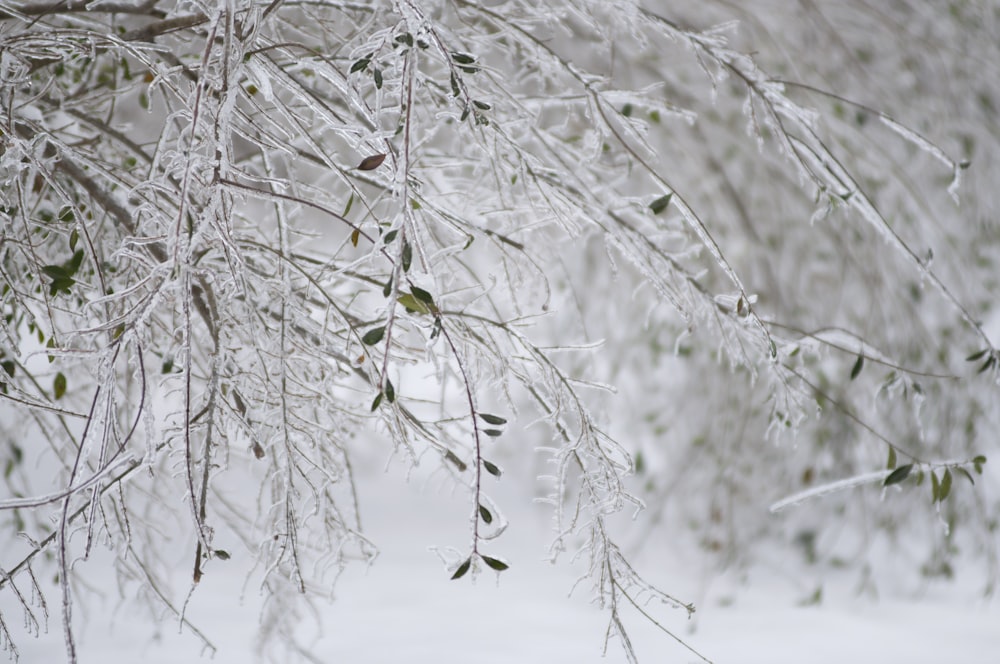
[1,0,998,662]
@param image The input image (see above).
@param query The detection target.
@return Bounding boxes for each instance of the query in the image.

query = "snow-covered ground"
[5,460,997,664]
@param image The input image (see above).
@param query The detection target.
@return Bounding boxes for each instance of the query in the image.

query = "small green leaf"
[383,278,393,297]
[395,33,413,47]
[621,102,633,117]
[343,192,354,217]
[384,378,395,403]
[965,348,989,362]
[373,67,383,89]
[397,293,430,315]
[850,355,864,380]
[401,241,412,271]
[383,229,398,244]
[214,549,231,560]
[451,52,475,65]
[954,467,975,485]
[886,446,897,470]
[649,193,672,215]
[481,555,508,571]
[483,429,502,437]
[473,100,491,110]
[883,464,913,487]
[1,360,14,378]
[42,265,70,279]
[445,450,467,471]
[479,413,506,426]
[978,356,995,374]
[411,286,434,304]
[483,460,501,477]
[370,391,383,411]
[930,470,940,502]
[973,454,987,474]
[451,558,471,580]
[478,504,493,524]
[350,228,360,247]
[450,72,460,97]
[69,228,79,251]
[938,469,952,502]
[350,57,370,73]
[162,357,174,374]
[53,372,67,400]
[362,326,385,345]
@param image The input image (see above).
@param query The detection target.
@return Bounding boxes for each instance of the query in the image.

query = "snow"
[5,462,997,664]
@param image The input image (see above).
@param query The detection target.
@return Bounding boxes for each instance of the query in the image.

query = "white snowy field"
[4,459,997,664]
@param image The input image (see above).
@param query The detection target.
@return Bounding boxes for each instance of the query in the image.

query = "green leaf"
[350,57,370,73]
[162,357,174,374]
[850,355,864,380]
[411,286,434,304]
[445,450,467,472]
[478,413,507,425]
[451,558,471,580]
[397,293,430,315]
[362,326,385,345]
[370,391,383,411]
[395,33,413,47]
[383,278,393,297]
[930,470,940,502]
[478,504,492,524]
[649,193,672,215]
[402,241,412,272]
[451,52,475,65]
[450,72,460,97]
[69,228,79,252]
[481,555,508,571]
[966,348,989,362]
[42,265,70,279]
[954,467,975,485]
[214,549,231,560]
[53,372,67,400]
[978,356,995,374]
[68,249,84,276]
[383,229,398,244]
[883,464,913,487]
[473,100,491,110]
[373,67,383,89]
[1,360,14,378]
[384,378,395,403]
[939,469,952,502]
[621,102,633,117]
[973,454,987,474]
[482,460,501,477]
[886,446,897,470]
[483,429,502,437]
[343,192,354,217]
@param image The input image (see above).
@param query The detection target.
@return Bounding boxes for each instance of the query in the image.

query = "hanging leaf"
[478,504,493,524]
[965,348,988,362]
[883,464,913,487]
[930,470,940,502]
[478,413,507,425]
[445,450,467,471]
[483,429,503,437]
[954,467,975,485]
[358,153,386,171]
[886,446,897,470]
[482,460,501,477]
[850,355,864,380]
[402,241,412,272]
[383,229,398,244]
[451,52,475,65]
[481,555,508,571]
[397,293,430,315]
[649,193,672,215]
[411,286,434,304]
[343,192,355,216]
[53,372,67,400]
[370,392,383,411]
[450,558,471,580]
[362,326,385,345]
[350,228,360,247]
[214,549,231,560]
[973,455,986,474]
[373,67,383,89]
[350,57,370,73]
[384,378,395,403]
[938,469,953,502]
